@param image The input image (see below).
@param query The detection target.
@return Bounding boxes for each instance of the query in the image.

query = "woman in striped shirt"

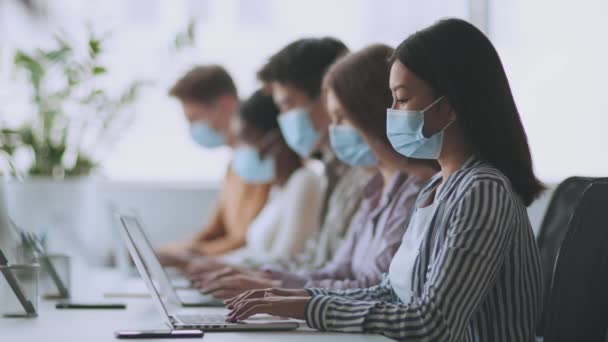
[225,18,544,342]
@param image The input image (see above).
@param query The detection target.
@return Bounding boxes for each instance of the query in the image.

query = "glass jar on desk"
[40,253,71,300]
[0,263,39,318]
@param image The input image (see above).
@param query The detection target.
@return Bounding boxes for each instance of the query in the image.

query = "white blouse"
[389,185,440,303]
[221,167,324,266]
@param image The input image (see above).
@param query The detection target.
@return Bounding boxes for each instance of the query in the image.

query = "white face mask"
[231,145,275,183]
[386,96,453,159]
[278,108,320,157]
[329,124,377,166]
[190,122,225,148]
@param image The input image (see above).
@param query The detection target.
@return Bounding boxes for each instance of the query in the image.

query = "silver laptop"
[119,214,300,331]
[117,214,221,307]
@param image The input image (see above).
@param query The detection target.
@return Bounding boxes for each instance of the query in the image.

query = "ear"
[214,94,229,110]
[215,94,238,113]
[258,130,284,157]
[310,97,330,130]
[442,97,458,122]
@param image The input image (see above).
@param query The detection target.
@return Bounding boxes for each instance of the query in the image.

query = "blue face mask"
[278,108,320,157]
[190,122,225,148]
[329,124,377,166]
[386,96,452,160]
[231,146,275,183]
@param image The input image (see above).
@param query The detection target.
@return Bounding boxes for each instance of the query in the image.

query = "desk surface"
[0,268,389,342]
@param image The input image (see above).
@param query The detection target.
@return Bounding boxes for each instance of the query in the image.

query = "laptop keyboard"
[176,314,227,324]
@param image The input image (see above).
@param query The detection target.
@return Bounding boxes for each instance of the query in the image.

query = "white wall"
[489,0,608,182]
[103,181,218,246]
[1,180,218,265]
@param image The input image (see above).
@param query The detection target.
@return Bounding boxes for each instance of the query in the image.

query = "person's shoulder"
[347,166,374,179]
[414,171,442,198]
[455,163,520,205]
[406,170,441,189]
[463,163,512,189]
[288,166,323,187]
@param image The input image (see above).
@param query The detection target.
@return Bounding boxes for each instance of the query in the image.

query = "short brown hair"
[169,65,237,104]
[323,44,393,143]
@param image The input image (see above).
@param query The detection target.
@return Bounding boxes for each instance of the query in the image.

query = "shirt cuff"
[305,295,334,330]
[305,288,328,296]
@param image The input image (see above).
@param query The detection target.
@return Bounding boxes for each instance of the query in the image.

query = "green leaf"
[42,45,71,63]
[187,19,196,41]
[19,128,35,146]
[89,38,101,57]
[80,89,105,105]
[14,50,45,90]
[92,66,106,75]
[53,34,71,50]
[172,19,197,50]
[66,155,96,176]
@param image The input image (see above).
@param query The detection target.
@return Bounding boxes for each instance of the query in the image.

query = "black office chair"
[541,182,608,342]
[535,176,608,336]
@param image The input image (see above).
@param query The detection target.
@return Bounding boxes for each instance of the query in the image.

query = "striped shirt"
[305,156,543,342]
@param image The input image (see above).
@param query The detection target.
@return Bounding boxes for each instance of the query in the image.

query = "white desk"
[0,268,389,342]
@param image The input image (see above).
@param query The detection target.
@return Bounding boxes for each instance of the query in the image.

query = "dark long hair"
[239,89,280,133]
[391,18,543,206]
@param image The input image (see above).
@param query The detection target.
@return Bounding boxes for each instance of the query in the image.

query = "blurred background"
[0,0,606,265]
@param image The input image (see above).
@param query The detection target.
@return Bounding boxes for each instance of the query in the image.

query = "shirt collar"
[423,154,483,203]
[362,171,408,202]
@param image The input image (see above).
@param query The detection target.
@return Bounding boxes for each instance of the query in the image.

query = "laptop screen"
[119,215,181,319]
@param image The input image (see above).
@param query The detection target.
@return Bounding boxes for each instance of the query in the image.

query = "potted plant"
[0,29,145,260]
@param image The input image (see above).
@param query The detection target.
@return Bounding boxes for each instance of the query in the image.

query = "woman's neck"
[381,147,438,182]
[437,124,473,183]
[378,164,399,186]
[275,152,302,187]
[378,163,398,190]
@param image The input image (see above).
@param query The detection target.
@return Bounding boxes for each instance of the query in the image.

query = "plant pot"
[1,176,100,265]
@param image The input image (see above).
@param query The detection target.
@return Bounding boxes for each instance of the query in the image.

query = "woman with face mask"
[217,90,324,267]
[225,19,544,342]
[185,38,372,279]
[191,45,438,300]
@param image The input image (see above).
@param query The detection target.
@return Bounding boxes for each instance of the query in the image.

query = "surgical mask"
[231,145,275,183]
[278,108,320,157]
[190,122,225,148]
[386,96,452,159]
[329,124,377,166]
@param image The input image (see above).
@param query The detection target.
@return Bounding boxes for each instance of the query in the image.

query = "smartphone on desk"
[115,330,204,339]
[56,302,127,309]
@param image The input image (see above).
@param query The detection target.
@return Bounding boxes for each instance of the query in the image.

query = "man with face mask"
[156,65,272,268]
[255,38,374,270]
[186,39,374,279]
